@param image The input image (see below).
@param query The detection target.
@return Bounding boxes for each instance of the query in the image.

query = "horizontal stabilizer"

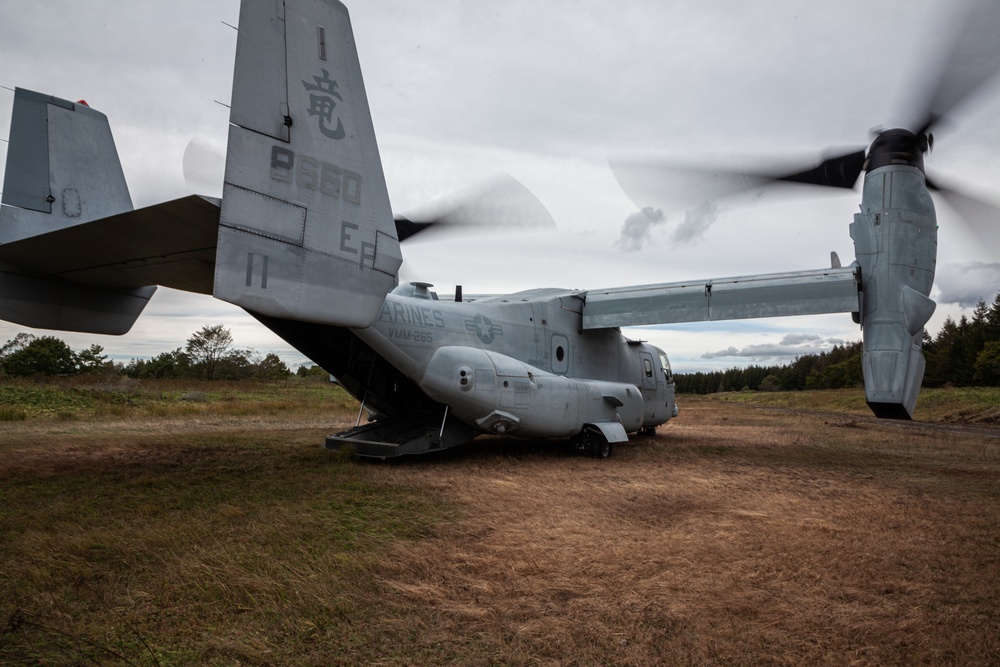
[0,196,221,294]
[0,270,154,335]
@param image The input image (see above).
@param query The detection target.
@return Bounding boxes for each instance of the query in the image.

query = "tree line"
[0,324,328,381]
[674,293,1000,393]
[3,293,999,388]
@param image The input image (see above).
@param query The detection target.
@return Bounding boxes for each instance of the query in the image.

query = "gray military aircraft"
[0,0,996,458]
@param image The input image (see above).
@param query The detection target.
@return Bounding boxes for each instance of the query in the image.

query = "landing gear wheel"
[577,428,612,459]
[570,428,613,459]
[592,436,612,459]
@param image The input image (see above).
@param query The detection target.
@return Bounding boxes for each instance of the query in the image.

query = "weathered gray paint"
[583,267,860,329]
[1,89,52,213]
[851,165,937,418]
[349,288,676,440]
[0,89,133,242]
[228,0,289,142]
[214,0,402,328]
[0,265,155,335]
[0,195,221,294]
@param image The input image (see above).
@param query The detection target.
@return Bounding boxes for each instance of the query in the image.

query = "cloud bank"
[702,333,848,361]
[616,207,666,252]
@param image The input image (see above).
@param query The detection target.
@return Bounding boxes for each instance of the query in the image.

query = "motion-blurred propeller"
[610,0,1000,248]
[610,148,867,213]
[180,137,555,245]
[182,135,226,197]
[927,177,1000,250]
[393,173,556,244]
[904,0,1000,137]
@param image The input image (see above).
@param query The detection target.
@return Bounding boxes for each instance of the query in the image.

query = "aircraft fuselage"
[253,285,676,444]
[350,286,676,440]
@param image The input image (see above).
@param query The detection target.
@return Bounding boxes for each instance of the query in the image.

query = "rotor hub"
[865,129,930,174]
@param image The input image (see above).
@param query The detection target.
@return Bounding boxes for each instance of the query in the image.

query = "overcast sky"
[1,0,998,372]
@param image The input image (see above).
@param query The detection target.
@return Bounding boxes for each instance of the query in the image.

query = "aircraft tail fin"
[1,88,133,244]
[214,0,402,328]
[0,88,151,335]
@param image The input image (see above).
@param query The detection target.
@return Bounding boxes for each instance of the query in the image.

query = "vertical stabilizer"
[214,0,402,328]
[0,89,133,243]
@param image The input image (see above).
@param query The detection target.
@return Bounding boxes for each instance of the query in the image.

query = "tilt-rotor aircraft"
[0,1,996,458]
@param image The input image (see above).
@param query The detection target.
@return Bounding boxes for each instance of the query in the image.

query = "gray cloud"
[934,262,1000,307]
[703,346,740,358]
[615,198,719,251]
[0,1,997,373]
[779,333,821,345]
[702,335,848,360]
[670,200,719,245]
[616,207,666,252]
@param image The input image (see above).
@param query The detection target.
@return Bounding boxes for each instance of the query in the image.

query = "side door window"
[639,351,655,390]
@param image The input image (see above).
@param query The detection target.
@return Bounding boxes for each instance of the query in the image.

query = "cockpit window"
[643,357,653,377]
[659,352,673,384]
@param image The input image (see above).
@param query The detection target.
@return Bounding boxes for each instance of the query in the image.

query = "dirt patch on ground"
[366,405,1000,665]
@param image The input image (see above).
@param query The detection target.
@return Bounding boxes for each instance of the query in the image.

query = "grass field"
[1,380,998,665]
[699,386,1000,425]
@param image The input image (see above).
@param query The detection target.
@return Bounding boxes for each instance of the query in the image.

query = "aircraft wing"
[581,266,860,329]
[0,195,221,295]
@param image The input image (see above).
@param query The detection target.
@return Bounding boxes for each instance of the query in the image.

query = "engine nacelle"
[419,346,644,439]
[850,163,937,419]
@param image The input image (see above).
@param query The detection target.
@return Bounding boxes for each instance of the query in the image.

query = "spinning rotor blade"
[612,0,999,232]
[926,176,1000,250]
[179,139,554,245]
[610,148,866,213]
[905,0,1000,136]
[900,0,1000,248]
[392,217,434,244]
[394,173,556,243]
[182,135,226,196]
[778,150,867,189]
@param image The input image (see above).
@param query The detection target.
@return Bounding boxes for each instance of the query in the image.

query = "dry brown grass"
[1,389,998,665]
[366,401,1000,665]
